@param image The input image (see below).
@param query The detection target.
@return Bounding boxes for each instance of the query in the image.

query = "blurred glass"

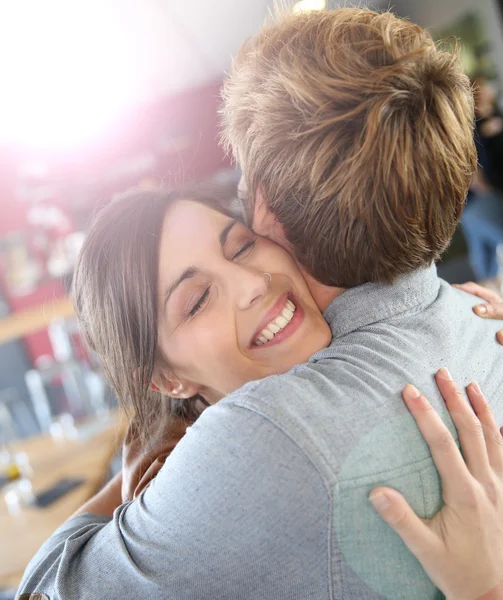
[1,449,34,515]
[3,477,35,516]
[49,413,78,441]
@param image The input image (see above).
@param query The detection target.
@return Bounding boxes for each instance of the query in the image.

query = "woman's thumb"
[369,486,433,557]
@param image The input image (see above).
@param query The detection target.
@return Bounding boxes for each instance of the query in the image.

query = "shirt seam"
[335,453,446,486]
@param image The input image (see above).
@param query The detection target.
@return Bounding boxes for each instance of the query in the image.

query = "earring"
[264,272,272,283]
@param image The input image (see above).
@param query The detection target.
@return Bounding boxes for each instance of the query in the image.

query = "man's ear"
[253,185,288,250]
[149,371,202,399]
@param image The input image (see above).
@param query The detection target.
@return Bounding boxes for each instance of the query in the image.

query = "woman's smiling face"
[156,200,332,402]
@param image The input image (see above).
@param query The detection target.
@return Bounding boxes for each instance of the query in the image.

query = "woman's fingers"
[453,282,503,321]
[454,281,502,305]
[466,382,503,475]
[374,375,503,600]
[133,453,170,499]
[473,303,503,320]
[369,487,437,559]
[401,382,470,497]
[434,369,491,482]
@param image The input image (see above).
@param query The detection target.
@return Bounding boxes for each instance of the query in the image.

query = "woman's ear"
[150,371,202,399]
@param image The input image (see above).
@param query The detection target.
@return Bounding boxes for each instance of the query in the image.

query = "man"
[18,8,503,600]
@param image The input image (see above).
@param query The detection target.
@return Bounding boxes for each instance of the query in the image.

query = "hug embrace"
[18,8,503,600]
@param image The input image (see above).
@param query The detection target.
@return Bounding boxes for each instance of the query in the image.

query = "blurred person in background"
[474,75,503,191]
[461,75,503,280]
[17,8,503,600]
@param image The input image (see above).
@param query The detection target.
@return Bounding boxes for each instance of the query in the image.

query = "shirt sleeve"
[17,400,332,600]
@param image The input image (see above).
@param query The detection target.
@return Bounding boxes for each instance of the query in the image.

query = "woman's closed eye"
[185,237,256,319]
[188,287,210,318]
[232,239,256,260]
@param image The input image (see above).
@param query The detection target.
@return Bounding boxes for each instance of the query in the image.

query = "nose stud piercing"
[264,272,272,283]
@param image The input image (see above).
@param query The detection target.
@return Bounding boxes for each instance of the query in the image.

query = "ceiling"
[90,0,390,100]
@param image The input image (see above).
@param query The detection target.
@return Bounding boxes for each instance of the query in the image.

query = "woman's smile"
[249,293,304,349]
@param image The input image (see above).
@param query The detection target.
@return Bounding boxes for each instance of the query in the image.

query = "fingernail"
[468,381,484,400]
[474,304,487,315]
[497,330,503,344]
[469,381,482,396]
[403,384,421,400]
[369,492,390,512]
[437,367,453,381]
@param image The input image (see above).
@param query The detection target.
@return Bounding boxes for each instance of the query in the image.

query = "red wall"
[0,78,228,364]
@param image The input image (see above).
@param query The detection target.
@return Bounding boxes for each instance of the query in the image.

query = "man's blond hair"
[221,8,476,286]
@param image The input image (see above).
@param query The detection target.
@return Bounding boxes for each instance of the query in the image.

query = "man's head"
[221,8,476,288]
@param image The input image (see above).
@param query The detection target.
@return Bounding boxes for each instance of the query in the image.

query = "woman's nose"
[233,268,270,311]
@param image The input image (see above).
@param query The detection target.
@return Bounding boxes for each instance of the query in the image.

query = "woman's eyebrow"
[164,266,199,308]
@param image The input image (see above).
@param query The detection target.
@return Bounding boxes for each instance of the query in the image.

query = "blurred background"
[0,0,502,595]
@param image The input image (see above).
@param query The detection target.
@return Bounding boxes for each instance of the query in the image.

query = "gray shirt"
[18,266,503,600]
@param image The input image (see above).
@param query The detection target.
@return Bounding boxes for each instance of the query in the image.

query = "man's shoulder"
[220,355,348,417]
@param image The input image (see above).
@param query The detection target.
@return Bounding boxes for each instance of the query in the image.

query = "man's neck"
[301,269,346,312]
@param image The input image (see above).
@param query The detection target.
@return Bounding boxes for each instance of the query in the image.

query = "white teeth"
[282,307,294,320]
[261,329,274,341]
[275,316,288,329]
[253,298,297,346]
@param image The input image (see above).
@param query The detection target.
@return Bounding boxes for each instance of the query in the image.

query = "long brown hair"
[73,182,242,440]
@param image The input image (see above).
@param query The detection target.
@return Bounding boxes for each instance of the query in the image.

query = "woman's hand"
[73,471,123,518]
[369,370,503,600]
[121,415,190,503]
[454,282,503,345]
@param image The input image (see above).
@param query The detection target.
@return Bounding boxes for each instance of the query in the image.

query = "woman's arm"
[121,414,190,503]
[70,416,190,518]
[73,472,123,518]
[17,402,332,600]
[370,370,503,600]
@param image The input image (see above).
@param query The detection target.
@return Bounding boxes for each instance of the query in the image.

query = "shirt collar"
[323,264,440,339]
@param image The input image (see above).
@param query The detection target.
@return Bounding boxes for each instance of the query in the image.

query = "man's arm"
[17,401,331,600]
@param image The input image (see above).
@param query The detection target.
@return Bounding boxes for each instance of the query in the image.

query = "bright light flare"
[0,1,142,150]
[292,0,327,14]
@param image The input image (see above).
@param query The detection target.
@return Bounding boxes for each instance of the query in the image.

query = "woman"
[21,183,503,599]
[74,183,332,438]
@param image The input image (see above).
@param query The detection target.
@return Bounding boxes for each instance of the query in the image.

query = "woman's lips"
[249,293,305,349]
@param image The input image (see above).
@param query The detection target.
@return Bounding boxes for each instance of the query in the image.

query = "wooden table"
[0,296,75,345]
[0,411,127,590]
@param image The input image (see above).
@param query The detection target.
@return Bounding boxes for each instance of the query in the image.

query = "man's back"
[222,266,503,598]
